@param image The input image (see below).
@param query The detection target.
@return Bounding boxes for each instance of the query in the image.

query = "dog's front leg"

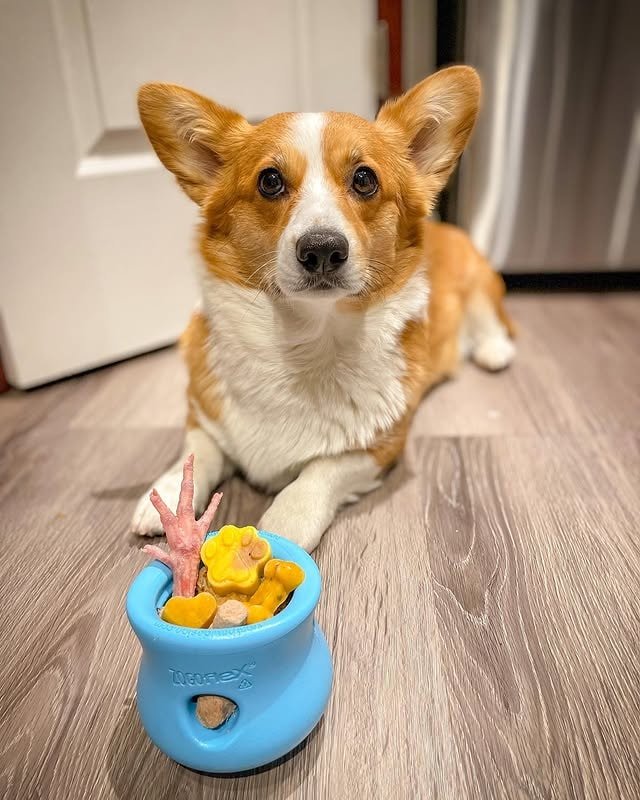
[259,452,381,552]
[131,426,232,536]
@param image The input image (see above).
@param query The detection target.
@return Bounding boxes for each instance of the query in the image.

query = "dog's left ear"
[377,66,480,192]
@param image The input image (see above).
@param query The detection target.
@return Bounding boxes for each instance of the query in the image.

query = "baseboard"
[504,271,640,293]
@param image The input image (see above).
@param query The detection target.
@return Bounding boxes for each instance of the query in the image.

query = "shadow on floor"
[107,696,324,799]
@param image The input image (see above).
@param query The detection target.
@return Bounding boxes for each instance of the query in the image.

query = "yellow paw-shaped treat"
[197,566,249,604]
[161,592,217,628]
[246,559,304,624]
[201,525,271,596]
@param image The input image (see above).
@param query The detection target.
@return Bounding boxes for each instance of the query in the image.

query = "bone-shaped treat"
[246,559,305,624]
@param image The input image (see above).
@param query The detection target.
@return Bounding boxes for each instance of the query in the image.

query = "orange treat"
[197,566,253,604]
[201,526,271,595]
[161,592,217,628]
[246,559,304,624]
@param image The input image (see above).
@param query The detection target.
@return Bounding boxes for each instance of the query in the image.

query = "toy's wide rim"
[126,531,321,651]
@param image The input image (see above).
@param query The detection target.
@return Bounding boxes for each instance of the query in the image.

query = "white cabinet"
[0,0,377,388]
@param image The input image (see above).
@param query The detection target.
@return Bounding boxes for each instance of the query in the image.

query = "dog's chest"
[199,276,428,488]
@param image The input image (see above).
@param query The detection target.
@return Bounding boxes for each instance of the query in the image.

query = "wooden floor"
[1,292,639,800]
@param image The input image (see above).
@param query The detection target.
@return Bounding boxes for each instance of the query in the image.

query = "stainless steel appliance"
[454,0,640,272]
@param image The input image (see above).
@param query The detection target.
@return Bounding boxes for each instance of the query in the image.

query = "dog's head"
[138,67,480,304]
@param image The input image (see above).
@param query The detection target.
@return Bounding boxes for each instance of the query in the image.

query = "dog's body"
[132,68,515,550]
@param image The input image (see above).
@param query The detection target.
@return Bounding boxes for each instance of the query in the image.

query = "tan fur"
[181,311,220,429]
[369,221,514,467]
[139,67,512,463]
[138,69,481,306]
[133,67,514,545]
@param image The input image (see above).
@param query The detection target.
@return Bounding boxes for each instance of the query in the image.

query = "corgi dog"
[131,66,515,551]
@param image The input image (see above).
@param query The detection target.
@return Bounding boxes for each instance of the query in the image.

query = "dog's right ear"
[138,84,250,205]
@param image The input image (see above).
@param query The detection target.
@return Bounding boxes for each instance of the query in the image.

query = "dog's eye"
[352,166,378,197]
[258,168,285,198]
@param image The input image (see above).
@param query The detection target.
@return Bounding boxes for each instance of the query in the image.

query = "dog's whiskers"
[243,257,279,287]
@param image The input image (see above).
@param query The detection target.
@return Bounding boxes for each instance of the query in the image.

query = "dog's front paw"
[259,483,335,553]
[131,493,162,537]
[259,508,328,553]
[130,466,184,537]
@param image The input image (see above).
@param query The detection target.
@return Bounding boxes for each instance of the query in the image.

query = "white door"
[0,0,378,388]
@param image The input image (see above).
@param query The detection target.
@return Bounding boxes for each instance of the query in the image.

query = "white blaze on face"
[276,113,361,296]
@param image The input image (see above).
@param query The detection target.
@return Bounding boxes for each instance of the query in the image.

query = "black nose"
[296,229,349,273]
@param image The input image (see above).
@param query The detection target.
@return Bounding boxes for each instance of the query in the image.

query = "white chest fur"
[195,272,428,490]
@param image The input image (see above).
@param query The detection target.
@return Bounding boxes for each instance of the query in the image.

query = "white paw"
[130,467,183,537]
[473,336,516,372]
[259,485,333,553]
[344,477,382,505]
[259,510,327,553]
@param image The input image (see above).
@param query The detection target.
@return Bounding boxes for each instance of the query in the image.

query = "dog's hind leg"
[462,262,516,372]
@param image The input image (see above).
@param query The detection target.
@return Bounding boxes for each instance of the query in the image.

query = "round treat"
[196,695,237,729]
[210,599,248,628]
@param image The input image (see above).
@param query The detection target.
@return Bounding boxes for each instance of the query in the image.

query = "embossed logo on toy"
[169,661,256,690]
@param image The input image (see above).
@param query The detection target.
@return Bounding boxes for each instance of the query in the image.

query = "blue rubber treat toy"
[127,454,333,772]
